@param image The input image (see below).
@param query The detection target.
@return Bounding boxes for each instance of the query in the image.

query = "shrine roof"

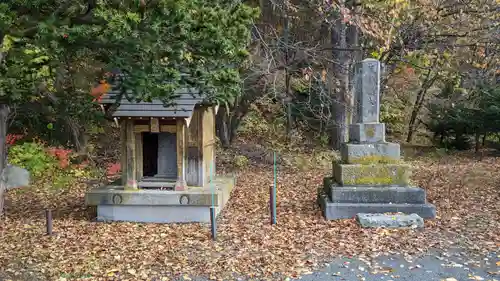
[99,87,204,118]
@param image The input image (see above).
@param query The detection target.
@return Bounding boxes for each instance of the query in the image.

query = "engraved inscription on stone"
[353,58,381,123]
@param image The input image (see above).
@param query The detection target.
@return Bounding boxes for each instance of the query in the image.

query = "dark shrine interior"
[142,132,158,177]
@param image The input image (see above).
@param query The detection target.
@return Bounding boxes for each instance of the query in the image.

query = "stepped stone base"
[356,213,424,228]
[340,142,400,164]
[318,191,436,219]
[349,123,385,143]
[333,162,411,186]
[326,184,427,204]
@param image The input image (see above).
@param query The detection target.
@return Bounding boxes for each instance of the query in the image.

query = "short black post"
[45,209,53,235]
[209,206,217,241]
[270,185,276,225]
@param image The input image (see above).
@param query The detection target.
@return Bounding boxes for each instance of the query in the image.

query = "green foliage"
[233,155,249,169]
[380,100,406,139]
[1,0,258,152]
[428,82,500,150]
[8,142,58,178]
[1,0,258,105]
[8,141,91,189]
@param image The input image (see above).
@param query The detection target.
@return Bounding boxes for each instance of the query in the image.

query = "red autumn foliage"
[46,147,72,169]
[405,66,415,75]
[90,80,110,102]
[106,162,121,176]
[6,134,24,146]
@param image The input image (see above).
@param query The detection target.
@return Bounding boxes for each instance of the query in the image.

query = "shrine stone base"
[318,181,436,220]
[85,176,234,223]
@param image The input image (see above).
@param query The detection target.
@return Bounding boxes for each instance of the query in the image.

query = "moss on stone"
[344,176,396,185]
[348,155,400,165]
[334,163,411,186]
[365,125,376,138]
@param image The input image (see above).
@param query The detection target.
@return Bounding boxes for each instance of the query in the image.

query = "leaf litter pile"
[1,151,499,280]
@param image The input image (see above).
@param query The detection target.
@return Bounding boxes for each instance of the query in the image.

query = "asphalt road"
[295,247,499,281]
[171,247,499,281]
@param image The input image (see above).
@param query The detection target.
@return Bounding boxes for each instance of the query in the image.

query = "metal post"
[270,151,277,225]
[209,206,217,241]
[270,185,276,225]
[45,209,53,235]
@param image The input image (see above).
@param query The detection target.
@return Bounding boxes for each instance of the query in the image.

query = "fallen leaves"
[0,150,499,280]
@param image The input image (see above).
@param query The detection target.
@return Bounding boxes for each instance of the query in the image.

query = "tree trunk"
[216,107,232,148]
[475,131,481,153]
[0,104,10,216]
[285,74,293,137]
[0,32,8,215]
[406,71,438,143]
[330,0,349,150]
[283,10,293,137]
[215,100,252,148]
[66,117,88,154]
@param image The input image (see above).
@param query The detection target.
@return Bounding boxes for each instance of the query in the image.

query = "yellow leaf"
[106,269,119,277]
[496,261,500,266]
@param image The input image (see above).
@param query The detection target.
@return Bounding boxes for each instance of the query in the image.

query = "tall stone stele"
[318,58,436,219]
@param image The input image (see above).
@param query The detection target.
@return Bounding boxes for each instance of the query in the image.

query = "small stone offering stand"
[318,59,436,220]
[85,87,234,223]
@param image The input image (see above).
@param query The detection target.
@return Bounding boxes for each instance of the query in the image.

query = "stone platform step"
[318,192,436,220]
[356,213,424,228]
[333,162,411,186]
[85,176,235,223]
[96,205,219,223]
[325,185,427,204]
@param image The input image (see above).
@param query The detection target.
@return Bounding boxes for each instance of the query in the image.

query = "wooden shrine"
[85,87,234,223]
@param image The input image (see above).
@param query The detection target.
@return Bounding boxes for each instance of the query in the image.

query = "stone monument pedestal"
[318,59,436,220]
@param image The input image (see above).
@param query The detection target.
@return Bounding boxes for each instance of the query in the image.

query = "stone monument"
[318,58,436,220]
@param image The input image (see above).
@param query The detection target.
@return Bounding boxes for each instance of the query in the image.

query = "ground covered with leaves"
[0,150,499,281]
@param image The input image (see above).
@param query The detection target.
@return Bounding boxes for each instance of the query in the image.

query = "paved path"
[295,247,499,281]
[175,247,499,281]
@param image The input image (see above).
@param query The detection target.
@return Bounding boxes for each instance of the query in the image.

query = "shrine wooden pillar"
[120,118,138,189]
[175,118,187,190]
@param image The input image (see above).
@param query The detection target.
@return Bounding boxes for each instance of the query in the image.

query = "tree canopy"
[1,0,259,106]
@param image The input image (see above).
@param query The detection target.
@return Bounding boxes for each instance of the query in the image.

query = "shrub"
[8,141,92,189]
[427,83,500,150]
[8,142,58,178]
[106,162,121,176]
[46,147,72,169]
